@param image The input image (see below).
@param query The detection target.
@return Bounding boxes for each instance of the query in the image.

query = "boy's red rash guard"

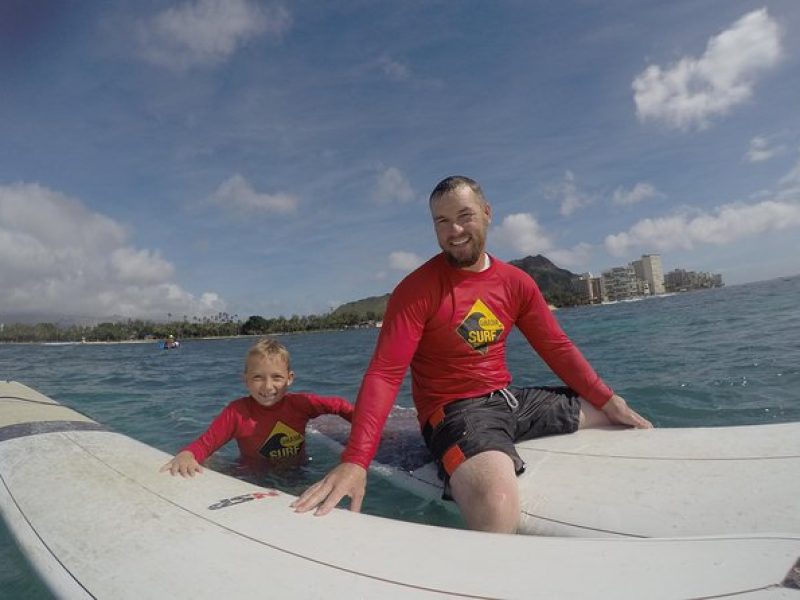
[341,254,613,470]
[184,393,353,462]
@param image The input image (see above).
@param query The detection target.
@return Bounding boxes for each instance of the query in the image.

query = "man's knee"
[450,453,520,533]
[449,451,519,511]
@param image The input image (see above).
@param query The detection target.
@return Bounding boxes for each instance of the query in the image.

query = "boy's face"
[244,354,294,408]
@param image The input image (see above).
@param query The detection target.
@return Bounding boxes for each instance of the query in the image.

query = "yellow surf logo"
[260,421,304,459]
[456,299,504,353]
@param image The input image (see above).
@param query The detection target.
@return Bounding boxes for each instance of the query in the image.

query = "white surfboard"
[2,381,799,599]
[310,406,800,538]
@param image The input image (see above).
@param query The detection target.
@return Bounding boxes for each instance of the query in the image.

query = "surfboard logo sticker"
[260,421,304,459]
[208,490,280,511]
[456,299,504,354]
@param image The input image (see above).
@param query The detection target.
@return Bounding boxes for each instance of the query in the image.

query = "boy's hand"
[160,450,203,477]
[291,462,366,515]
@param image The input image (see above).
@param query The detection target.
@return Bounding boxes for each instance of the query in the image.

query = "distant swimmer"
[163,334,180,349]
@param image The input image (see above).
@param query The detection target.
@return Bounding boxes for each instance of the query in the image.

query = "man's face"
[430,186,491,270]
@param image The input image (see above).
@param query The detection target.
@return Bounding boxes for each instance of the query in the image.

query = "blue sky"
[2,0,799,322]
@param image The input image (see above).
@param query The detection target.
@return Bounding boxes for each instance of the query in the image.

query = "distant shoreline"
[0,329,363,345]
[1,336,249,346]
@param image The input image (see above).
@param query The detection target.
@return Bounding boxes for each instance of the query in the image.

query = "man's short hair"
[429,176,486,206]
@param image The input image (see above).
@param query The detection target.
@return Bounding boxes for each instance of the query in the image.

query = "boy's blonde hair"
[245,338,292,371]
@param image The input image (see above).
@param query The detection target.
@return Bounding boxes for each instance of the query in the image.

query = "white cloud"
[136,0,291,70]
[604,200,800,257]
[612,182,663,206]
[110,247,174,284]
[492,213,554,255]
[549,171,591,216]
[548,243,593,269]
[212,174,298,214]
[0,182,225,319]
[492,213,591,268]
[388,251,423,271]
[775,154,800,202]
[379,55,411,81]
[633,8,782,131]
[745,135,787,164]
[373,167,415,204]
[779,160,800,188]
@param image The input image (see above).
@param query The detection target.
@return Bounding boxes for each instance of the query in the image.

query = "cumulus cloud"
[548,171,591,216]
[633,8,782,131]
[493,213,554,255]
[492,213,591,268]
[779,160,800,189]
[373,167,415,204]
[379,55,411,81]
[0,182,225,319]
[136,0,291,70]
[775,154,800,202]
[612,182,664,206]
[745,135,786,163]
[604,200,800,257]
[548,243,593,269]
[110,247,174,284]
[388,251,423,271]
[211,174,298,214]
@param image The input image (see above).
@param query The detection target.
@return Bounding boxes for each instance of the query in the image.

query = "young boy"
[160,338,354,477]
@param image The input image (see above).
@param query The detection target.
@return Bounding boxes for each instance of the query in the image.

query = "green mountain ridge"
[330,294,390,320]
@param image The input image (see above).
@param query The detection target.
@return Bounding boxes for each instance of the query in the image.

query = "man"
[293,175,652,533]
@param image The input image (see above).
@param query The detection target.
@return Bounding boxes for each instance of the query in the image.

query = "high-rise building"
[572,273,606,304]
[632,254,665,295]
[601,266,640,301]
[664,269,724,291]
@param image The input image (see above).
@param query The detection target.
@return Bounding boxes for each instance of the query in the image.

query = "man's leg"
[577,397,613,428]
[449,450,519,533]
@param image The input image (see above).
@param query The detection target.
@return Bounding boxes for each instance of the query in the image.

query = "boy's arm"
[159,450,203,477]
[306,394,355,422]
[160,402,239,475]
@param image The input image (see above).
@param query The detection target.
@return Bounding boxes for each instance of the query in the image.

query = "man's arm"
[293,281,428,515]
[602,394,653,428]
[514,272,652,425]
[516,281,613,408]
[291,370,404,515]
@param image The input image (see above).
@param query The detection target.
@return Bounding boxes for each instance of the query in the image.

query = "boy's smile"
[244,354,294,408]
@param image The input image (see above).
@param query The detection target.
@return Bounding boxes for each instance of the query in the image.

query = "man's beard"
[443,242,482,268]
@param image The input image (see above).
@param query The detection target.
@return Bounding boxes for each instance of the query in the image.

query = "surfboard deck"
[2,381,799,599]
[311,405,800,538]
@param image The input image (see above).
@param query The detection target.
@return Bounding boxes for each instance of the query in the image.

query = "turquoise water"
[2,276,799,598]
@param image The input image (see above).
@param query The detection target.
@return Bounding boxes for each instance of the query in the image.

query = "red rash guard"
[184,393,353,463]
[341,253,613,469]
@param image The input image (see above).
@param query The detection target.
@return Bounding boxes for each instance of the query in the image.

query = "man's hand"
[291,462,367,516]
[602,394,653,429]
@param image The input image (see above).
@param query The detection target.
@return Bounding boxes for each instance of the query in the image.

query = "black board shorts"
[421,386,581,500]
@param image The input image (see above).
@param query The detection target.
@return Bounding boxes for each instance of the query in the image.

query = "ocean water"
[1,276,799,598]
